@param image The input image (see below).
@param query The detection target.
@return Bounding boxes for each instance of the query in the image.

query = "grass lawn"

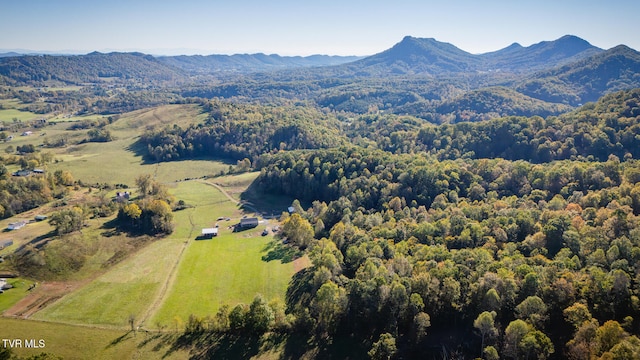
[0,99,41,123]
[0,317,188,360]
[0,278,36,313]
[42,104,229,185]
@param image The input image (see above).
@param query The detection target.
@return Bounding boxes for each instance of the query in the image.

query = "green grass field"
[31,233,186,327]
[152,180,298,327]
[0,317,189,360]
[151,230,295,328]
[0,99,41,123]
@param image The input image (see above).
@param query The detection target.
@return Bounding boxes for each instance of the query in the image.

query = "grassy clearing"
[47,113,107,123]
[0,108,41,123]
[0,317,188,360]
[151,181,297,328]
[42,104,228,185]
[31,233,185,327]
[152,231,295,328]
[49,141,230,185]
[0,99,41,123]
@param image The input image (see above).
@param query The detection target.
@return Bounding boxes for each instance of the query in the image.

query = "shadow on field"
[239,180,297,217]
[261,240,302,264]
[15,230,57,251]
[106,330,134,348]
[164,332,282,360]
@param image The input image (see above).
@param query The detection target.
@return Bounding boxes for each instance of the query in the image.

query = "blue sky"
[1,0,638,56]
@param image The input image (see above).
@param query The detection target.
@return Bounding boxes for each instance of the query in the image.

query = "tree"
[282,213,314,249]
[474,311,498,355]
[484,346,499,360]
[520,330,554,360]
[504,319,530,359]
[413,312,431,341]
[53,169,74,186]
[596,320,625,356]
[563,302,593,330]
[229,304,248,332]
[49,207,84,235]
[123,203,142,220]
[247,294,274,334]
[515,296,548,329]
[135,174,153,197]
[483,288,501,312]
[368,333,397,360]
[312,280,347,337]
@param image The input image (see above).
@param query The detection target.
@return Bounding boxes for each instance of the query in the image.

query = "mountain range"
[1,35,639,121]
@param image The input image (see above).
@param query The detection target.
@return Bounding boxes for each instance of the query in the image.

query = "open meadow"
[0,99,42,123]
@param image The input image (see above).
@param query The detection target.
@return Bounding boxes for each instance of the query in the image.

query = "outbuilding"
[7,221,27,230]
[201,228,219,239]
[235,218,258,231]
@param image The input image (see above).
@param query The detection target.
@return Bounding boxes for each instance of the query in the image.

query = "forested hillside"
[0,52,185,85]
[128,87,640,358]
[242,89,640,358]
[138,100,345,162]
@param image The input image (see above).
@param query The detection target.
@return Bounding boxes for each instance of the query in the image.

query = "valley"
[0,34,639,359]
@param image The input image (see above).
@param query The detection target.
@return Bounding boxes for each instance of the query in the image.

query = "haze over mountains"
[1,35,639,122]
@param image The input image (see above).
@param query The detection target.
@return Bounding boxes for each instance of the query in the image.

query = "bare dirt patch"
[4,280,85,319]
[292,255,311,273]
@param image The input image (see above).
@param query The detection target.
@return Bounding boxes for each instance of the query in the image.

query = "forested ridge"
[346,88,640,162]
[139,100,344,162]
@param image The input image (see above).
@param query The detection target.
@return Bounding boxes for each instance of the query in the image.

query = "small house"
[236,217,259,231]
[0,240,13,249]
[33,168,45,174]
[114,191,131,202]
[12,170,32,177]
[7,221,27,231]
[201,228,218,239]
[34,215,48,221]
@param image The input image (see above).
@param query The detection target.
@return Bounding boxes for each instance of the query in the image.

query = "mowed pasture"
[0,317,189,360]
